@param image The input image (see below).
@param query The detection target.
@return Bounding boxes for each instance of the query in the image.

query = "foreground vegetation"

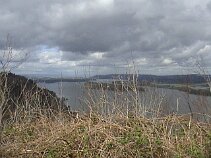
[1,113,211,158]
[1,73,211,157]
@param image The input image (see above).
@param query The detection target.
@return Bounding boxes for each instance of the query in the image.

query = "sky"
[0,0,211,77]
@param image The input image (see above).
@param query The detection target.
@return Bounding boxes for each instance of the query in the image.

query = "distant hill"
[91,74,211,84]
[21,74,93,83]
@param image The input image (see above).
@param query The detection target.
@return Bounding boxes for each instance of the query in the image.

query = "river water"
[38,81,211,119]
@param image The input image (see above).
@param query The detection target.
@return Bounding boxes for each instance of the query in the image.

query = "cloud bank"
[0,0,211,76]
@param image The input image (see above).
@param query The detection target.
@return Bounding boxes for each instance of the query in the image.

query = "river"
[38,81,211,119]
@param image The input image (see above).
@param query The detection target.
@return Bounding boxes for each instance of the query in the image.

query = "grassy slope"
[1,114,211,158]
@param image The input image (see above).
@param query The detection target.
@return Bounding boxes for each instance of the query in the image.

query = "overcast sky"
[0,0,211,77]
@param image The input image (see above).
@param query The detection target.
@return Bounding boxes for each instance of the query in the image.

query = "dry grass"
[1,113,211,158]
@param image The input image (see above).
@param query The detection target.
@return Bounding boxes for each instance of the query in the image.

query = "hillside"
[0,72,69,122]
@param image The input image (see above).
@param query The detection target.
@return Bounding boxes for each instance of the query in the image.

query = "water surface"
[38,81,211,118]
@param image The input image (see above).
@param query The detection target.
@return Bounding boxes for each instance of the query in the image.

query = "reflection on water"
[38,82,211,118]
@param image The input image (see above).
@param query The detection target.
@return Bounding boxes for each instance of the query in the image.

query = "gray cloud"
[0,0,211,75]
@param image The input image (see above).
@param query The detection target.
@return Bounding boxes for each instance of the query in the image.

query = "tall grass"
[1,113,211,157]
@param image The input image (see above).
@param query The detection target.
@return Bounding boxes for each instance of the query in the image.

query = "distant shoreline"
[151,83,211,96]
[35,78,94,83]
